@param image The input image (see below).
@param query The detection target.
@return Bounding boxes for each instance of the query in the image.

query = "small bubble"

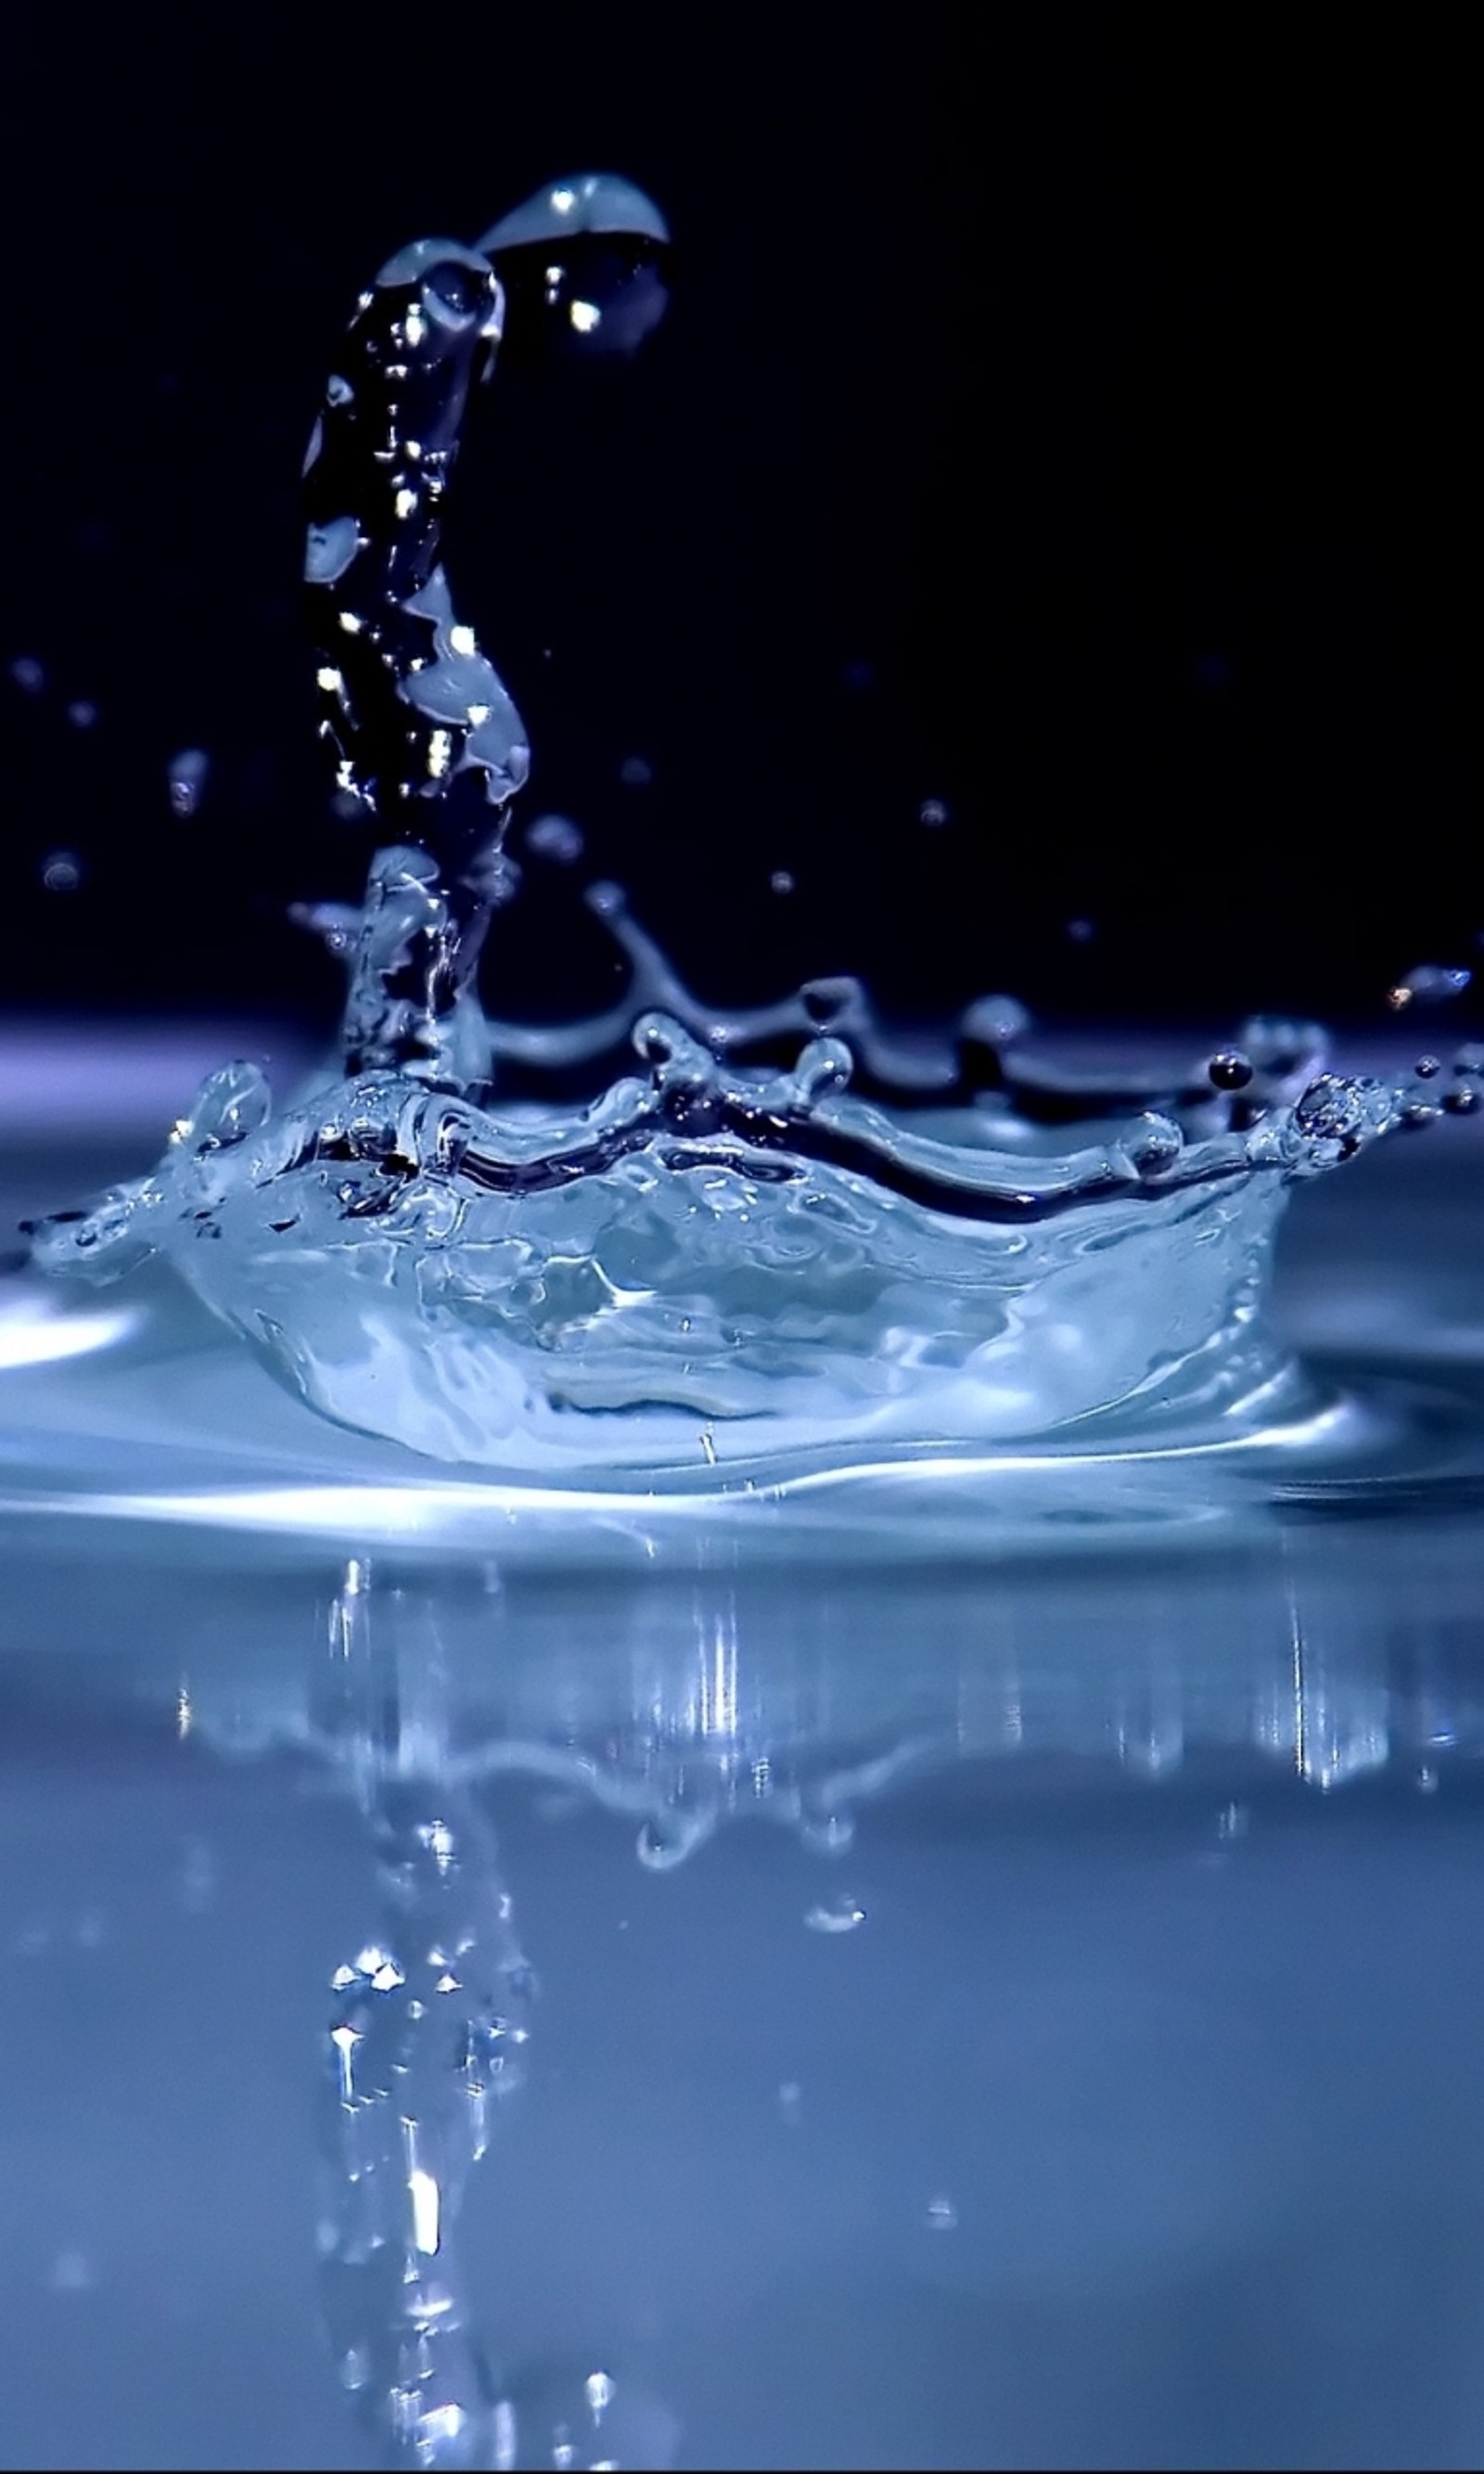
[67,699,97,729]
[770,868,796,895]
[525,812,584,864]
[167,747,210,817]
[8,655,45,693]
[1127,1112,1183,1178]
[804,1893,866,1934]
[1208,1049,1254,1092]
[918,798,950,828]
[41,851,83,893]
[926,2196,958,2232]
[619,755,653,788]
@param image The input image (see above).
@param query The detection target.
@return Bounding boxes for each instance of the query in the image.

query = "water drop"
[926,2196,958,2232]
[1388,963,1472,1008]
[584,2373,614,2419]
[167,747,210,817]
[1414,1056,1441,1080]
[619,755,653,788]
[1443,1083,1479,1115]
[960,992,1030,1048]
[778,2081,803,2125]
[919,798,950,828]
[8,655,45,693]
[770,868,796,895]
[1208,1049,1253,1092]
[842,659,875,691]
[1066,917,1095,943]
[67,699,97,729]
[41,851,83,893]
[804,1893,866,1934]
[798,1810,855,1854]
[1126,1113,1183,1179]
[525,813,584,864]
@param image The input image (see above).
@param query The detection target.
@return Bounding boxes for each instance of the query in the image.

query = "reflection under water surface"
[6,1507,1484,2468]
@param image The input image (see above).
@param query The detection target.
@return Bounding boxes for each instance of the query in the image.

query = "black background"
[0,4,1473,1043]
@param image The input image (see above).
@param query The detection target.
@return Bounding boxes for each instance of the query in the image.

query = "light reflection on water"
[6,1507,1484,2468]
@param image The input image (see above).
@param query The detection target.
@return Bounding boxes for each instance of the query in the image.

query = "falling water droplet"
[41,852,83,893]
[67,699,97,729]
[926,2196,958,2231]
[526,813,585,864]
[918,798,950,828]
[1208,1049,1254,1092]
[619,755,653,788]
[167,747,211,817]
[770,868,796,895]
[1388,964,1472,1009]
[804,1893,866,1934]
[8,655,45,693]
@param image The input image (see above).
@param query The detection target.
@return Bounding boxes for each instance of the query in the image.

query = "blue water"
[6,1033,1484,2469]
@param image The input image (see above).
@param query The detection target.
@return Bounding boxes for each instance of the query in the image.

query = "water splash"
[23,171,1468,1481]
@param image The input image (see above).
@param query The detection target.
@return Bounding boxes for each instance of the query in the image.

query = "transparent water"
[7,169,1484,2470]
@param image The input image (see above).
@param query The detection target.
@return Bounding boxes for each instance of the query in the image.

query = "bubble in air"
[167,748,210,817]
[525,813,585,864]
[804,1893,866,1934]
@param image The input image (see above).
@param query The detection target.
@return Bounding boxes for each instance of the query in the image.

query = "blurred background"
[0,3,1472,1045]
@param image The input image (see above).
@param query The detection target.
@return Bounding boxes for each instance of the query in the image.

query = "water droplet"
[926,2196,958,2231]
[778,2081,803,2125]
[67,699,97,729]
[1390,963,1471,1008]
[41,851,83,893]
[167,747,210,817]
[526,813,585,864]
[8,655,45,693]
[804,1893,866,1934]
[1414,1056,1441,1080]
[1217,1801,1248,1842]
[585,2373,615,2419]
[770,868,796,895]
[1208,1049,1253,1092]
[1418,1765,1439,1795]
[48,2250,95,2293]
[619,755,653,788]
[1443,1083,1479,1115]
[1126,1113,1183,1179]
[842,658,875,691]
[959,992,1031,1048]
[918,798,950,828]
[798,1811,855,1855]
[1066,917,1095,943]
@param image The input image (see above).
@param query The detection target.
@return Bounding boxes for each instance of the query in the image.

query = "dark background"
[0,4,1472,1044]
